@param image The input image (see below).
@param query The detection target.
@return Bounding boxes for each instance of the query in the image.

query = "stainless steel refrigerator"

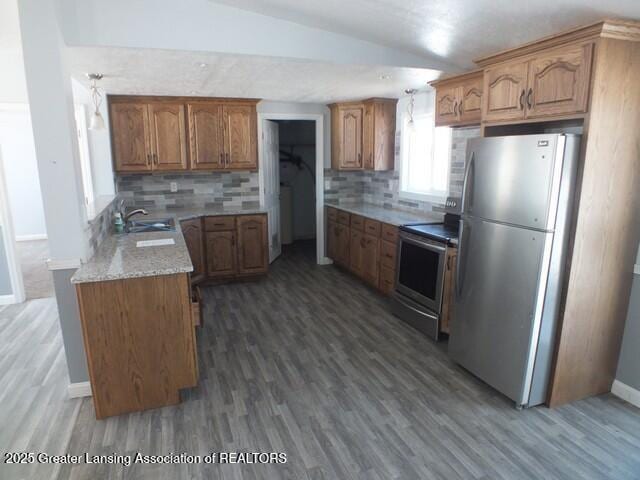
[449,133,580,408]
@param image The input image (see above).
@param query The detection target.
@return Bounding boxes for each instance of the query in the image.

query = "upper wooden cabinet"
[431,70,484,127]
[223,105,257,170]
[188,103,225,170]
[110,103,153,172]
[110,96,259,174]
[147,103,188,171]
[525,43,593,119]
[330,98,397,171]
[481,43,594,123]
[483,61,529,123]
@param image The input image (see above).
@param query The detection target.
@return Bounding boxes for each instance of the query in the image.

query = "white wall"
[71,78,115,198]
[0,107,47,239]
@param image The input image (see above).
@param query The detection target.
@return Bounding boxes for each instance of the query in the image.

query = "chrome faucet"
[119,200,149,222]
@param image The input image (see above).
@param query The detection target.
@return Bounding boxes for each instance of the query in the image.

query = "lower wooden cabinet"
[361,233,380,286]
[181,213,268,283]
[236,215,268,275]
[180,218,205,283]
[326,206,398,295]
[206,230,237,277]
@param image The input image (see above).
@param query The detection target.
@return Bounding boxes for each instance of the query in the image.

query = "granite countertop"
[325,201,444,226]
[71,206,267,284]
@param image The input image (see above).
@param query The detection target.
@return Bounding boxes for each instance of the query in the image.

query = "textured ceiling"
[210,0,640,67]
[68,47,441,103]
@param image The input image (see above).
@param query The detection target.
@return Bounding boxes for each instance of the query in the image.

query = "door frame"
[0,143,26,304]
[257,113,329,265]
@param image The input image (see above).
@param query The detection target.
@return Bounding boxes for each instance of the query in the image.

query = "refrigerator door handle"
[461,152,475,213]
[456,218,468,298]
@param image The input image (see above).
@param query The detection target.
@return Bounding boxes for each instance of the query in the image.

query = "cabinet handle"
[453,101,458,116]
[226,153,230,166]
[220,153,224,165]
[519,90,525,110]
[146,154,151,166]
[154,154,158,165]
[526,88,533,109]
[459,101,464,115]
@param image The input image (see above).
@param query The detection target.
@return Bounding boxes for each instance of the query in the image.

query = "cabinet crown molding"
[429,69,483,87]
[474,18,640,67]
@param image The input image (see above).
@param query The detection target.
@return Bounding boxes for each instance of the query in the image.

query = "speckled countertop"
[325,201,443,226]
[71,206,267,284]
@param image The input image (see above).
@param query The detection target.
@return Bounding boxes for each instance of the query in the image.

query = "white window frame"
[73,105,96,216]
[398,96,452,204]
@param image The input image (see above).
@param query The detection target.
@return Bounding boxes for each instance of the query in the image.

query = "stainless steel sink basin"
[126,217,176,233]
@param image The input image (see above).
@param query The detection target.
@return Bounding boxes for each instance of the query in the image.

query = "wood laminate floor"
[1,241,639,479]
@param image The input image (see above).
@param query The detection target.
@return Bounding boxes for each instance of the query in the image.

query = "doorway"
[0,104,51,301]
[258,113,326,265]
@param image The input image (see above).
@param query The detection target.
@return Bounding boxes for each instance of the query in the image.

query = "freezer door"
[463,134,564,231]
[449,215,551,405]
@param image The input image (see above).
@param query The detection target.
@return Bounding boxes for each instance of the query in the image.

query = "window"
[399,95,452,203]
[73,105,95,213]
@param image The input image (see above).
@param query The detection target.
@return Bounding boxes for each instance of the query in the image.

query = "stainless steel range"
[392,197,460,340]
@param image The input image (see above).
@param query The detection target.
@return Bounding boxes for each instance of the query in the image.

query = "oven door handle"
[456,218,468,298]
[399,234,447,253]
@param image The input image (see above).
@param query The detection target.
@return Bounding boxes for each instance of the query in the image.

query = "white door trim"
[0,146,26,304]
[258,113,330,265]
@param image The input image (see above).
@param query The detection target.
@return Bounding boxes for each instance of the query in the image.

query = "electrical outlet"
[170,182,178,193]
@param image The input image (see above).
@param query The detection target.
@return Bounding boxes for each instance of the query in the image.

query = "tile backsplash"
[86,197,118,257]
[116,171,260,210]
[325,126,480,214]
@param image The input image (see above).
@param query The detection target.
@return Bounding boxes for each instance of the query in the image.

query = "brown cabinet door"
[334,224,350,266]
[188,103,225,170]
[458,77,483,124]
[206,231,236,277]
[525,43,593,119]
[483,61,528,123]
[327,220,337,260]
[147,103,188,171]
[339,107,363,169]
[223,105,257,170]
[349,229,364,276]
[362,102,374,169]
[435,85,460,126]
[236,215,268,275]
[180,219,205,283]
[110,103,152,173]
[361,233,380,286]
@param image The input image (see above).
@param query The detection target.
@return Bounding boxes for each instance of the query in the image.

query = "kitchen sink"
[126,217,176,233]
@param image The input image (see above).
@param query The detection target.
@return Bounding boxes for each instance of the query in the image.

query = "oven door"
[395,232,447,312]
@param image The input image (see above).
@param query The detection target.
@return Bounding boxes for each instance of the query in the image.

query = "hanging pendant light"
[87,73,105,130]
[404,89,417,134]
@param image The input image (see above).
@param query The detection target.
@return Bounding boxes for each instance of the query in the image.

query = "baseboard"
[0,294,17,305]
[16,233,48,242]
[612,380,640,408]
[68,381,92,398]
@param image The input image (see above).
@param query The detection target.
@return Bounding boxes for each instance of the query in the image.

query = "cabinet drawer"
[379,265,396,295]
[351,214,365,231]
[364,219,381,237]
[337,210,350,226]
[381,223,398,243]
[380,240,397,269]
[204,216,235,231]
[327,207,337,222]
